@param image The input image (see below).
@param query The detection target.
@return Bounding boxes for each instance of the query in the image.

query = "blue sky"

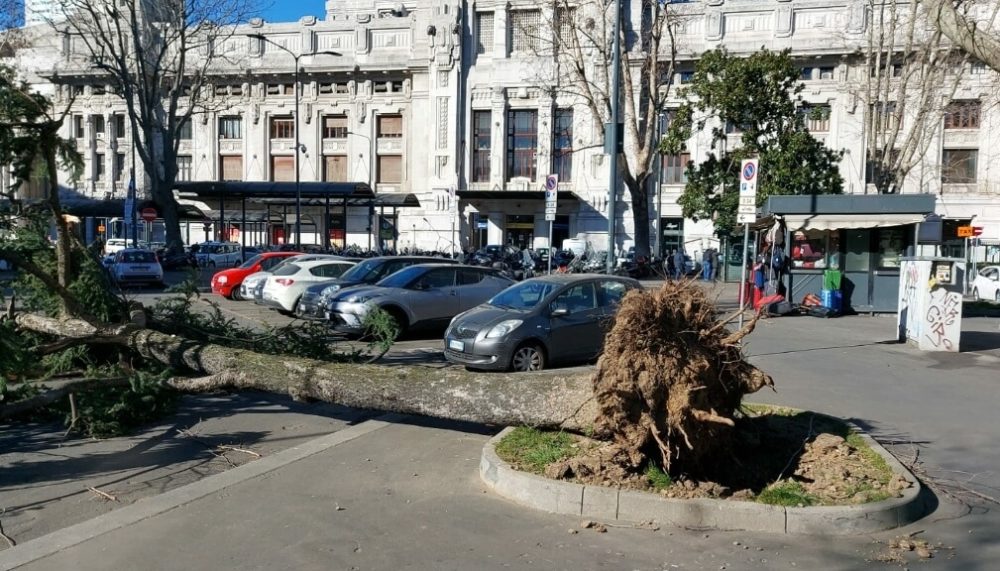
[260,0,328,23]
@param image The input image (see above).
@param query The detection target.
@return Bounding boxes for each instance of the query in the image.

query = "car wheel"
[231,288,242,301]
[972,287,980,300]
[995,290,1000,303]
[510,343,545,372]
[382,307,408,336]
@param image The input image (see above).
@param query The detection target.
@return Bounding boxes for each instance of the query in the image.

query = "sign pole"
[736,158,760,330]
[544,174,559,273]
[738,223,750,330]
[547,219,554,274]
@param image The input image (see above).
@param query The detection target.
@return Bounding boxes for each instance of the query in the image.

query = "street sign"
[545,207,557,215]
[738,196,755,206]
[97,224,106,233]
[957,226,974,238]
[739,159,759,195]
[140,207,157,222]
[737,212,757,224]
[973,226,983,237]
[737,204,756,214]
[448,186,457,213]
[545,213,556,222]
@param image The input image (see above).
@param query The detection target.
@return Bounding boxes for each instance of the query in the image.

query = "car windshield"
[120,251,157,264]
[239,255,263,269]
[488,281,558,310]
[375,266,427,288]
[272,263,300,276]
[202,244,222,254]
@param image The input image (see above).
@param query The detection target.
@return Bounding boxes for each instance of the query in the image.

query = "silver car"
[326,264,514,335]
[110,248,164,286]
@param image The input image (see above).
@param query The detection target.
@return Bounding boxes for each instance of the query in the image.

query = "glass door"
[843,229,872,311]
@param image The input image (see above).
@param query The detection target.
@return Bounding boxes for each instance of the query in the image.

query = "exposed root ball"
[556,281,773,483]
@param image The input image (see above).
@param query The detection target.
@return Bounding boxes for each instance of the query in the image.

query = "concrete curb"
[0,414,401,571]
[480,427,926,535]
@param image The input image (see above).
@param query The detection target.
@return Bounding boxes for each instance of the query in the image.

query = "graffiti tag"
[924,289,960,350]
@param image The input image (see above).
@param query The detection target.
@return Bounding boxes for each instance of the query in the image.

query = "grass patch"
[645,464,673,491]
[756,481,818,507]
[494,427,575,475]
[846,431,892,485]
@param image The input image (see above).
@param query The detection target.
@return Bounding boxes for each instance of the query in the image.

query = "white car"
[110,248,164,286]
[260,259,357,313]
[240,254,346,301]
[104,238,128,254]
[971,265,1000,302]
[195,242,243,268]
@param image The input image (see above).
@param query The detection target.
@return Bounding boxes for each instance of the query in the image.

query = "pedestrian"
[521,247,534,279]
[672,248,686,280]
[710,248,720,281]
[666,250,676,280]
[702,249,712,281]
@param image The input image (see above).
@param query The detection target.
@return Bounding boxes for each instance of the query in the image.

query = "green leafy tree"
[662,49,843,237]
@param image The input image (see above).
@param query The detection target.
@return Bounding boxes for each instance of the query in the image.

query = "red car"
[211,251,301,299]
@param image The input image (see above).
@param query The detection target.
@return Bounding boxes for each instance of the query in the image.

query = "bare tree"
[52,0,256,251]
[926,0,1000,72]
[859,0,970,194]
[519,0,679,257]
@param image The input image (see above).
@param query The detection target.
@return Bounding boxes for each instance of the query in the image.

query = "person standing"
[673,248,686,280]
[702,249,712,281]
[666,250,676,280]
[710,248,720,281]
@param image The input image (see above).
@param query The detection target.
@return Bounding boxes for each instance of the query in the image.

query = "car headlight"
[322,284,342,296]
[344,294,373,304]
[217,276,228,284]
[485,319,523,339]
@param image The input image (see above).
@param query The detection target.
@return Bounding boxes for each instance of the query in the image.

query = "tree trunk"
[625,177,651,258]
[11,314,598,431]
[44,144,73,317]
[924,0,1000,73]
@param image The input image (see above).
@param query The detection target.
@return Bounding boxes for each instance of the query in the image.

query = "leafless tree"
[926,0,1000,72]
[51,0,257,251]
[857,0,971,194]
[518,0,680,256]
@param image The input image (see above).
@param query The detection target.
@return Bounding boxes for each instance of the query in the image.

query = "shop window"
[790,230,840,270]
[876,227,909,269]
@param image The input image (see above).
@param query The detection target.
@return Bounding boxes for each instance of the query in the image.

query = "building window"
[323,115,348,139]
[112,114,126,139]
[800,67,814,81]
[220,155,243,181]
[113,152,125,181]
[970,61,987,75]
[818,66,835,80]
[267,84,294,96]
[661,153,689,184]
[509,10,540,54]
[802,105,831,132]
[176,155,192,181]
[870,102,898,132]
[94,153,105,180]
[271,156,295,181]
[475,12,493,55]
[791,230,840,269]
[231,85,243,96]
[73,115,84,139]
[93,85,106,96]
[377,155,402,184]
[219,117,242,140]
[323,155,348,182]
[944,101,981,129]
[678,71,695,84]
[506,109,537,180]
[72,85,84,97]
[93,115,105,136]
[376,114,403,138]
[941,149,978,184]
[270,117,295,139]
[177,118,192,140]
[552,108,573,182]
[556,7,577,48]
[724,120,744,134]
[471,110,491,183]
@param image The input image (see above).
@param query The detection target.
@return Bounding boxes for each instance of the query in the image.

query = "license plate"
[134,266,149,271]
[448,339,464,351]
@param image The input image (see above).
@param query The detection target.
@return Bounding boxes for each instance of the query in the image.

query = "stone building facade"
[5,0,999,260]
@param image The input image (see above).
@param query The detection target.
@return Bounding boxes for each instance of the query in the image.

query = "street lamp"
[249,34,341,248]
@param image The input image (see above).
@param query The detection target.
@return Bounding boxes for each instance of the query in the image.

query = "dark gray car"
[443,274,640,372]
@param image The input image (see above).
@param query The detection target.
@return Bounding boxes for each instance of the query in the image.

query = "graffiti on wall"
[923,287,961,351]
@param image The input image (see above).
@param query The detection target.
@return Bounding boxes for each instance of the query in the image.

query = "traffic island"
[479,407,926,535]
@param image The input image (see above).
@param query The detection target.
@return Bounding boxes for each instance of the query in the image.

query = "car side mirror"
[550,306,569,317]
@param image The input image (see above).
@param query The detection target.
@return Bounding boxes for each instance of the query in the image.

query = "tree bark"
[625,177,652,258]
[12,314,599,431]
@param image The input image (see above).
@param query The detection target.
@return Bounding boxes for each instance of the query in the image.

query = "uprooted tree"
[2,74,774,482]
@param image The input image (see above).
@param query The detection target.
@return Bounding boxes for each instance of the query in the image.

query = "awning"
[782,213,927,231]
[174,181,374,200]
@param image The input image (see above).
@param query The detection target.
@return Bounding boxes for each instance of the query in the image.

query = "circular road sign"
[545,174,559,191]
[140,208,157,222]
[742,162,756,182]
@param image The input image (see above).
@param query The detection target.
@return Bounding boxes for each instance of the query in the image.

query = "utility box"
[897,257,965,352]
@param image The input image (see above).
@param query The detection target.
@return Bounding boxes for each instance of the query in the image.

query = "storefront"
[457,190,580,251]
[760,195,936,313]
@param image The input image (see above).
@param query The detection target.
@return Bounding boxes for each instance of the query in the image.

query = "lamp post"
[249,34,340,248]
[605,0,623,274]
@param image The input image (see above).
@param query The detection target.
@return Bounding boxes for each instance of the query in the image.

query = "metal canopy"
[456,190,582,201]
[173,181,374,200]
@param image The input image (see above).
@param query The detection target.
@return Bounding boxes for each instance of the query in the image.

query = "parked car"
[303,256,459,319]
[109,248,164,287]
[104,238,128,255]
[194,242,243,268]
[260,259,357,314]
[243,253,345,303]
[326,264,514,335]
[211,251,301,300]
[443,274,640,372]
[971,265,1000,302]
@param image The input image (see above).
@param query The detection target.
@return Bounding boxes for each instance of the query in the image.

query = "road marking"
[0,414,401,570]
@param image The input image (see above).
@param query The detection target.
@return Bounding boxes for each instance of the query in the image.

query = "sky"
[259,0,328,24]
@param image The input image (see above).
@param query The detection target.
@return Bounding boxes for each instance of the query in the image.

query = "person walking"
[665,250,676,280]
[673,248,686,280]
[702,249,712,281]
[710,248,720,281]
